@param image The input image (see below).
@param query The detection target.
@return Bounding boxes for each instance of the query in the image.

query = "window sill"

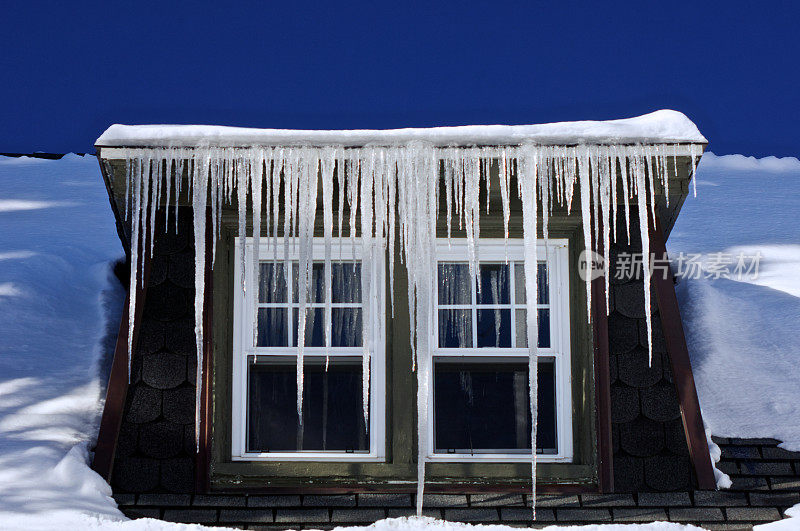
[232,454,385,463]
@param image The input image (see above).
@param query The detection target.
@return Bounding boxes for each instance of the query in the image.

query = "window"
[231,238,385,461]
[429,239,572,462]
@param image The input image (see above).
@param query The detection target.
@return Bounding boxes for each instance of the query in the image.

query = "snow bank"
[95,110,706,147]
[667,152,800,450]
[0,154,128,528]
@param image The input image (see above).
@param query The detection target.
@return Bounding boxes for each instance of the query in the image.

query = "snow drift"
[668,152,800,451]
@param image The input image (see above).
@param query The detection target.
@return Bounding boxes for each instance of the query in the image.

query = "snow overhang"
[95,109,706,151]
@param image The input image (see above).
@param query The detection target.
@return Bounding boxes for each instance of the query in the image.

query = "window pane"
[438,263,471,305]
[514,263,548,304]
[247,360,368,452]
[332,262,361,303]
[258,263,287,303]
[433,360,557,453]
[438,309,472,348]
[515,309,551,348]
[256,308,288,347]
[476,264,509,304]
[292,263,325,303]
[332,308,362,347]
[476,308,511,348]
[292,308,326,347]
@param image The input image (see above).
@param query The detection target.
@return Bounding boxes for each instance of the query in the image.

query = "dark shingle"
[160,457,194,493]
[112,457,159,493]
[610,385,640,424]
[303,495,356,507]
[162,386,195,424]
[637,492,691,506]
[469,493,524,507]
[164,318,196,356]
[640,382,681,422]
[722,446,761,459]
[358,493,412,507]
[136,319,165,355]
[444,508,498,522]
[142,350,187,389]
[527,494,579,507]
[138,494,191,506]
[617,346,662,388]
[125,385,161,424]
[726,507,782,522]
[168,250,195,289]
[248,495,301,507]
[580,493,635,507]
[693,491,748,507]
[613,281,645,319]
[613,456,646,492]
[739,461,794,476]
[613,508,668,522]
[749,492,800,507]
[500,507,555,522]
[557,508,612,522]
[164,509,217,524]
[620,417,666,457]
[144,282,189,322]
[148,254,168,286]
[275,509,330,523]
[645,455,691,491]
[422,494,469,507]
[193,495,247,507]
[331,509,386,523]
[669,507,724,522]
[138,421,184,459]
[664,418,690,456]
[608,312,640,355]
[218,509,274,523]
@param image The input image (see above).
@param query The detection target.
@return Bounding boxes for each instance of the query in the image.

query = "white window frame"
[427,238,573,463]
[231,237,386,462]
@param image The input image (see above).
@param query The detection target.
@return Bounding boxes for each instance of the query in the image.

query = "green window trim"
[210,211,598,490]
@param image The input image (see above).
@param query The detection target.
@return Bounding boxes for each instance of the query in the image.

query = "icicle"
[321,147,336,367]
[192,151,209,449]
[296,149,319,423]
[499,148,510,239]
[577,148,593,316]
[633,153,654,366]
[690,143,700,197]
[599,148,612,314]
[237,154,249,293]
[645,146,657,227]
[387,147,397,318]
[619,147,632,245]
[464,148,481,284]
[175,153,184,234]
[126,154,144,381]
[518,143,540,520]
[250,148,264,347]
[610,146,618,243]
[359,148,376,425]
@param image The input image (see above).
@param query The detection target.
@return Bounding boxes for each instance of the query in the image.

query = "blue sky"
[2,2,798,157]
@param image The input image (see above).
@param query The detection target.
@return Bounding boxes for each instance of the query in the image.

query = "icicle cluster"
[120,141,701,518]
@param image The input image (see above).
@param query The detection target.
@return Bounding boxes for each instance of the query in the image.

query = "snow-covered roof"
[95,109,706,148]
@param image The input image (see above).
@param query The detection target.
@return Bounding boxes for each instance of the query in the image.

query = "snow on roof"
[95,109,706,148]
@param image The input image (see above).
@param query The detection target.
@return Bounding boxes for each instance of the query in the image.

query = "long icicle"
[192,151,209,449]
[519,144,540,520]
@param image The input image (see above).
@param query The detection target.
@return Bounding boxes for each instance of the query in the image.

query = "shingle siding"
[111,210,197,494]
[608,228,695,494]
